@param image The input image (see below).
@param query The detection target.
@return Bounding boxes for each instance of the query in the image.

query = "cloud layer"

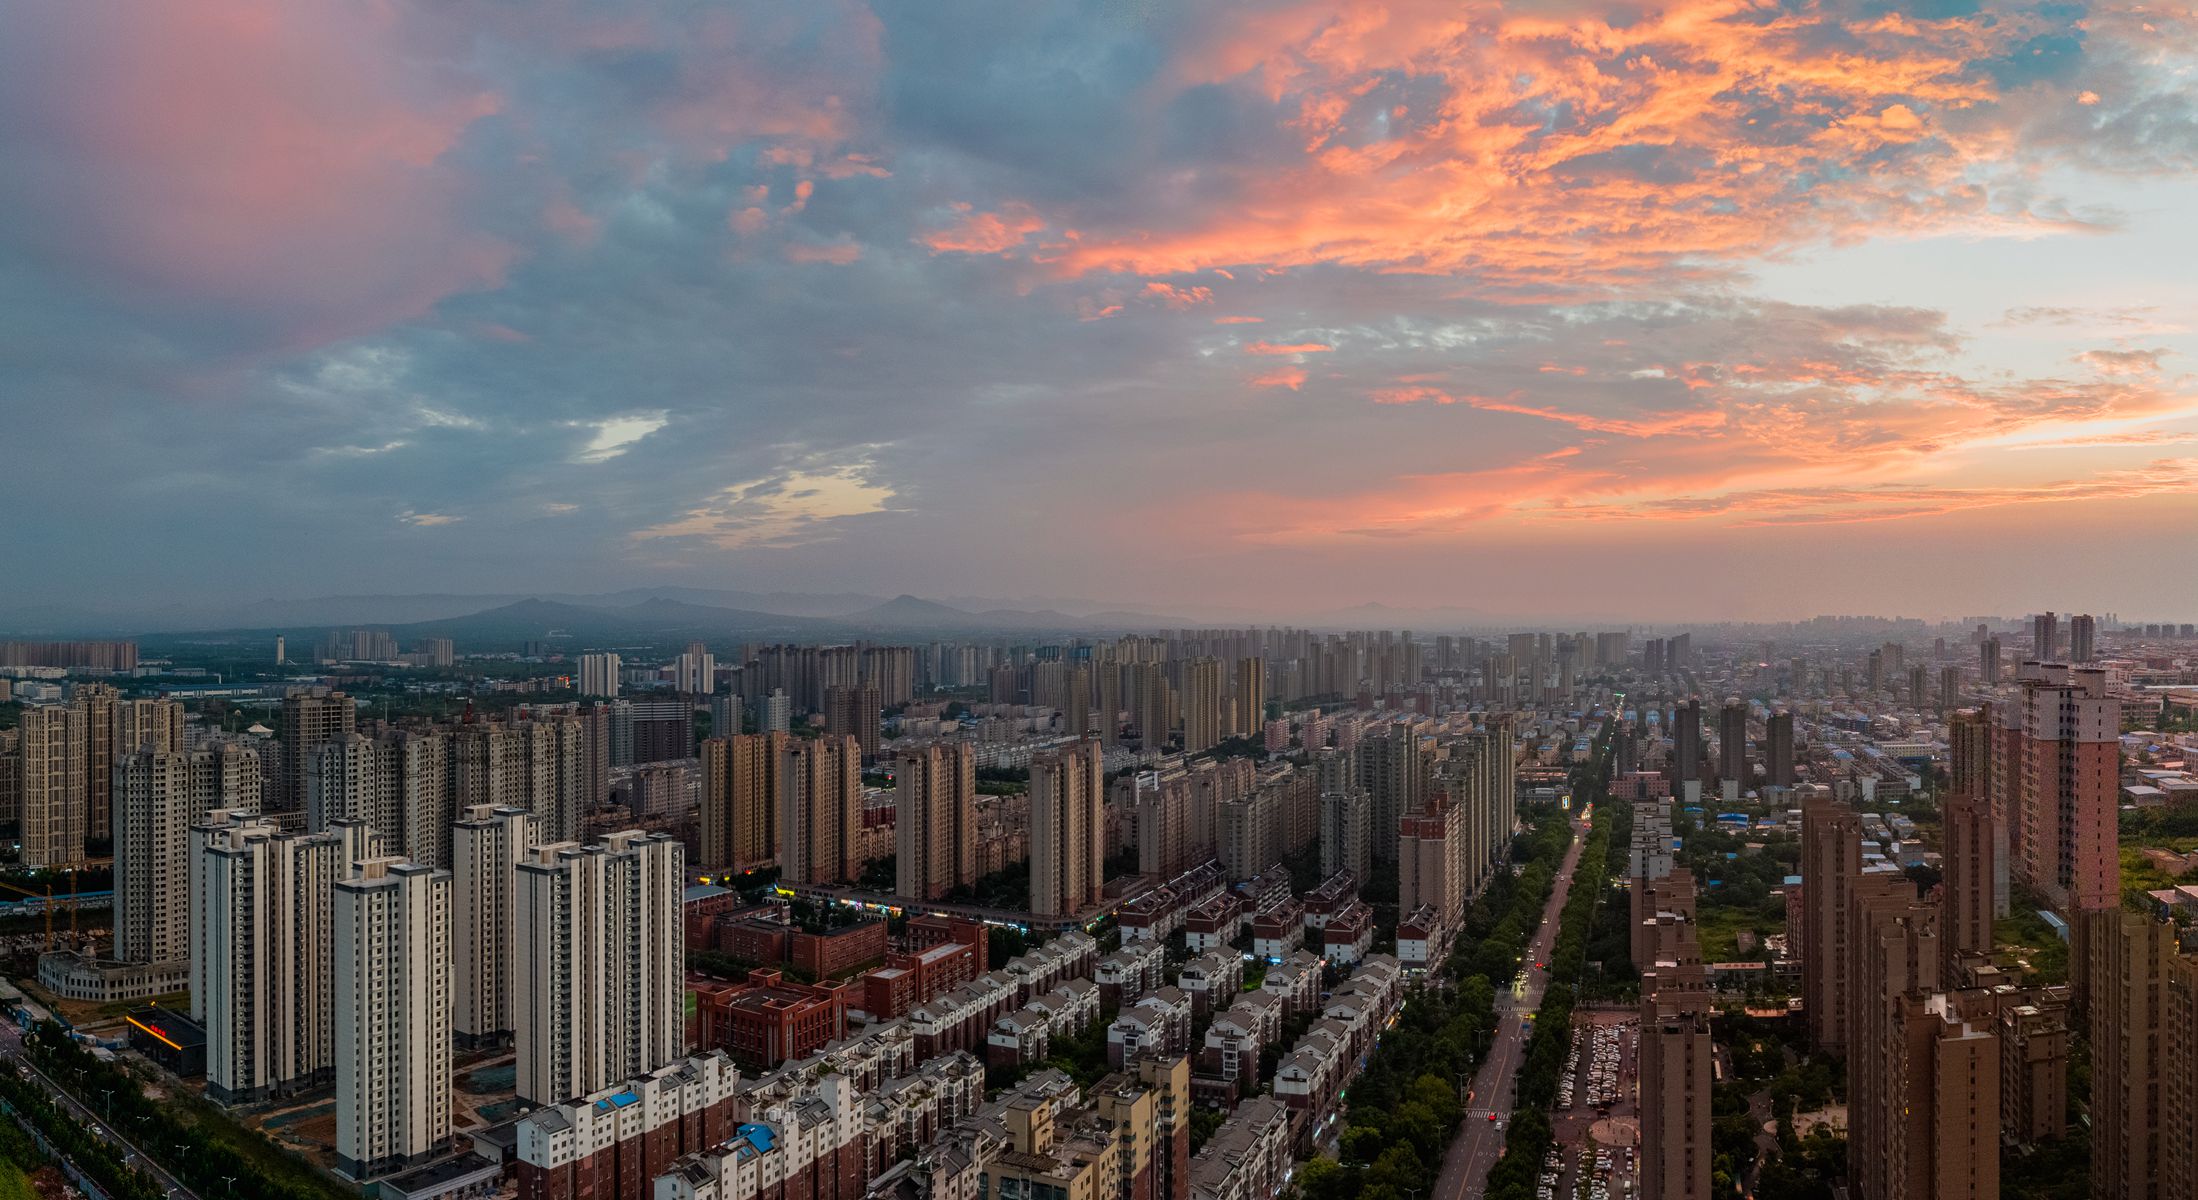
[3,0,2196,620]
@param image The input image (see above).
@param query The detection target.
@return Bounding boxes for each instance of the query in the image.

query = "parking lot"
[1541,1011,1639,1200]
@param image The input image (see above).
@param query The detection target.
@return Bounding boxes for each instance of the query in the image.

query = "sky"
[4,0,2197,624]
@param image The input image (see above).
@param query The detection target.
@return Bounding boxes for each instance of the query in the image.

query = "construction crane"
[0,870,81,953]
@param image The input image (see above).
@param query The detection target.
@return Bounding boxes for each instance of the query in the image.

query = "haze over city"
[4,2,2197,623]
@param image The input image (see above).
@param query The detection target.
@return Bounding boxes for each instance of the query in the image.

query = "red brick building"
[516,1054,741,1200]
[693,971,851,1069]
[860,940,981,1019]
[789,921,888,980]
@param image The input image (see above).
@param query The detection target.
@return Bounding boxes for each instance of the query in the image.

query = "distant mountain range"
[0,588,1492,642]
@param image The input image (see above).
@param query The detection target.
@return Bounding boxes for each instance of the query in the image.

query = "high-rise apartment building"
[1397,800,1465,924]
[823,682,881,762]
[1233,657,1266,739]
[2033,611,2059,661]
[1360,726,1427,865]
[2069,613,2097,663]
[513,832,685,1106]
[699,732,784,872]
[757,688,792,734]
[115,743,262,967]
[19,702,87,867]
[2087,910,2171,1200]
[1639,963,1713,1200]
[1801,786,1862,1053]
[895,742,977,901]
[1980,636,2003,685]
[1180,658,1224,756]
[1848,893,2000,1200]
[2003,664,2117,914]
[673,644,715,695]
[73,684,118,845]
[1030,739,1105,916]
[1765,711,1795,788]
[280,688,356,812]
[1135,772,1191,878]
[452,805,538,1047]
[1717,700,1747,784]
[578,653,621,699]
[1128,663,1174,752]
[1671,700,1702,794]
[192,812,373,1103]
[1940,790,1995,978]
[308,730,453,867]
[779,735,863,886]
[613,699,695,767]
[1320,790,1371,882]
[334,859,452,1180]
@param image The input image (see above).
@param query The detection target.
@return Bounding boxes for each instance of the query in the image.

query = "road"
[1433,810,1592,1200]
[0,1019,203,1200]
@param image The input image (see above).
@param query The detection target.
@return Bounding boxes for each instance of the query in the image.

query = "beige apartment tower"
[513,831,685,1106]
[334,859,453,1180]
[699,732,784,872]
[895,741,977,901]
[1030,738,1105,916]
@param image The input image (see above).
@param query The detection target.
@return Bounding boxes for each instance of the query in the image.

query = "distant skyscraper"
[1765,711,1795,788]
[1938,665,1961,712]
[2033,611,2060,661]
[1128,662,1174,752]
[895,742,976,901]
[1671,700,1702,793]
[334,859,452,1180]
[673,644,715,695]
[1030,739,1105,916]
[1180,658,1224,755]
[451,805,537,1048]
[578,653,621,699]
[2069,613,2097,663]
[1233,657,1266,739]
[1980,635,2003,685]
[513,832,684,1106]
[757,688,792,734]
[1717,700,1746,785]
[822,682,881,762]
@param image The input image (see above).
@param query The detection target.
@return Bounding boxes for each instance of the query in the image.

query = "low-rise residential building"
[516,1053,741,1200]
[1247,900,1304,961]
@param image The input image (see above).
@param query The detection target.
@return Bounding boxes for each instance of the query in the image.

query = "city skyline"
[4,2,2197,620]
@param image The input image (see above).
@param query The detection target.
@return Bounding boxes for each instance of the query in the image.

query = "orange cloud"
[1142,282,1215,308]
[921,202,1045,254]
[1245,340,1334,355]
[1213,315,1265,324]
[1250,367,1308,390]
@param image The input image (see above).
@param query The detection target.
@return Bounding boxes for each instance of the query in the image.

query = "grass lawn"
[158,1085,359,1200]
[0,1160,37,1200]
[1995,899,2070,985]
[1694,905,1774,962]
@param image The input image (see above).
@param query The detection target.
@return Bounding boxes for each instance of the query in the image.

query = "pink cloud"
[1250,367,1308,390]
[0,2,514,350]
[1214,315,1265,324]
[1245,340,1334,355]
[784,238,862,265]
[1142,282,1214,309]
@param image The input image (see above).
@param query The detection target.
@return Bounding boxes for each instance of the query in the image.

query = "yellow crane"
[0,870,80,953]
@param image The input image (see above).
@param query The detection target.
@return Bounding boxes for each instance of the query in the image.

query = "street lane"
[1434,811,1592,1200]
